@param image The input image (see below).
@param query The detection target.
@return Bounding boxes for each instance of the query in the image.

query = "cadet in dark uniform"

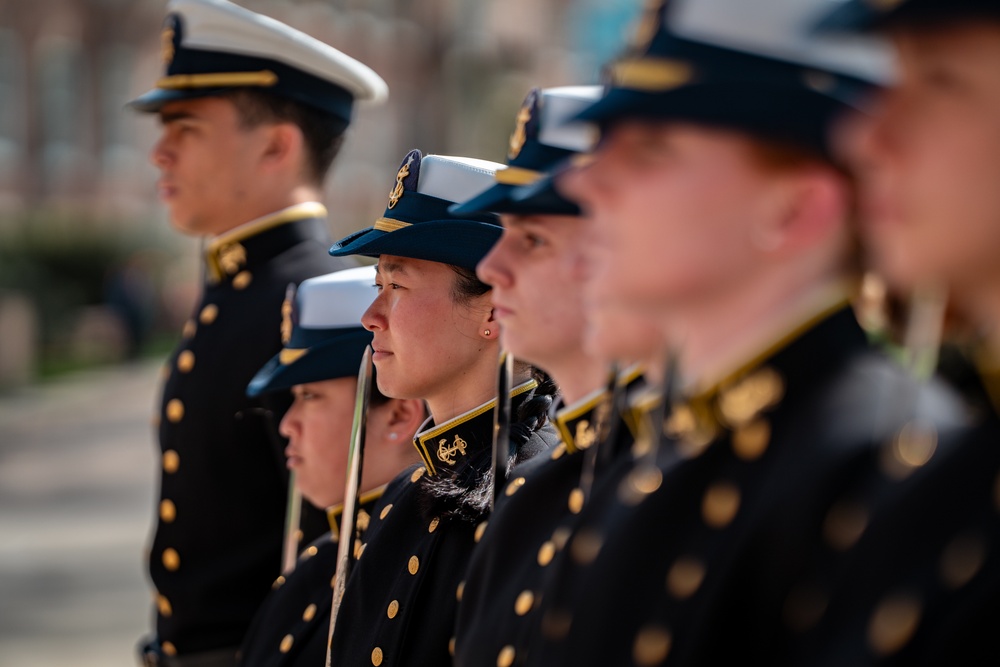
[511,1,971,665]
[324,150,559,666]
[236,266,425,667]
[128,1,387,664]
[768,2,1000,663]
[446,84,634,667]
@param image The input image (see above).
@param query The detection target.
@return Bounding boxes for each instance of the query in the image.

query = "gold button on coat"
[166,399,185,423]
[162,450,180,473]
[176,350,195,373]
[387,600,399,619]
[232,271,253,290]
[497,645,516,667]
[371,647,384,666]
[199,304,218,324]
[408,555,419,574]
[515,590,534,616]
[159,499,177,523]
[162,548,180,571]
[302,604,317,622]
[280,634,294,653]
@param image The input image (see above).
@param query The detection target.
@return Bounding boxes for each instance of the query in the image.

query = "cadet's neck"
[209,184,323,236]
[543,350,609,406]
[424,351,530,426]
[664,274,848,391]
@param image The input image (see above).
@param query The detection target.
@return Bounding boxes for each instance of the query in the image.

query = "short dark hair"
[223,88,347,185]
[449,265,491,305]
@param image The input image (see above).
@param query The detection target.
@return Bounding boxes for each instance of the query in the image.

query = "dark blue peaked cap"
[330,150,505,271]
[816,0,1000,33]
[128,0,387,132]
[450,86,602,217]
[576,0,894,159]
[247,266,375,397]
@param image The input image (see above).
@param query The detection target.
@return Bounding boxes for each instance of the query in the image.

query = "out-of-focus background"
[0,0,640,664]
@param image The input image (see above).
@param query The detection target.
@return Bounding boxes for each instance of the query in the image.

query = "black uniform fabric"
[783,361,1000,665]
[150,212,347,656]
[519,306,970,666]
[237,494,383,667]
[327,383,559,666]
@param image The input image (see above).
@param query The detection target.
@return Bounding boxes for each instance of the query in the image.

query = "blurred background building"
[0,0,641,387]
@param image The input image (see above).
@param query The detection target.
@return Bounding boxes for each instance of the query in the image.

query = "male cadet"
[514,0,969,665]
[767,2,1000,663]
[128,1,386,665]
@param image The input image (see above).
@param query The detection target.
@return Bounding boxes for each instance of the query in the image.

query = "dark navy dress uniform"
[328,384,558,666]
[236,265,385,667]
[129,0,386,661]
[151,206,347,658]
[454,370,656,667]
[326,149,559,665]
[777,3,1000,663]
[523,305,969,667]
[237,492,384,667]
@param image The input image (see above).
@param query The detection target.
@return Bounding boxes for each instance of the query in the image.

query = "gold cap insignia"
[217,242,246,276]
[508,104,532,160]
[280,287,294,344]
[437,434,468,465]
[161,26,176,66]
[388,155,414,210]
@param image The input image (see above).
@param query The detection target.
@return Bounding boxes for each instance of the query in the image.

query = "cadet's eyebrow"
[159,110,198,125]
[375,260,408,276]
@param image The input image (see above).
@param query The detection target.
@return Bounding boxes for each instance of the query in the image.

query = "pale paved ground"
[0,360,164,667]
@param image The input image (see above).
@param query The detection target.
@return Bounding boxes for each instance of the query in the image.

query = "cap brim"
[811,3,881,33]
[247,329,373,397]
[575,84,864,159]
[127,87,232,113]
[330,219,502,271]
[450,182,581,217]
[508,175,582,216]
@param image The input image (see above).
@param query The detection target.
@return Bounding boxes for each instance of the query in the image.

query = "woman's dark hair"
[449,265,491,304]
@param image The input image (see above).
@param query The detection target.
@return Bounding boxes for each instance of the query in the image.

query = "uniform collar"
[204,202,329,283]
[553,386,609,455]
[666,298,859,454]
[412,380,538,476]
[326,485,387,537]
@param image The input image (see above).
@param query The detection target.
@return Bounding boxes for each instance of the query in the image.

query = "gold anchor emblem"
[574,419,596,451]
[508,105,532,160]
[161,26,176,65]
[217,242,246,276]
[280,294,293,344]
[387,156,413,209]
[437,434,468,465]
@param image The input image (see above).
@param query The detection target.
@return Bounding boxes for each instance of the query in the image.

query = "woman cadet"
[513,0,968,665]
[324,150,559,666]
[766,2,1000,663]
[237,265,425,666]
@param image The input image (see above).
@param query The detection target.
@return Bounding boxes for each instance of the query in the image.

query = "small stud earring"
[484,329,491,336]
[388,432,398,440]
